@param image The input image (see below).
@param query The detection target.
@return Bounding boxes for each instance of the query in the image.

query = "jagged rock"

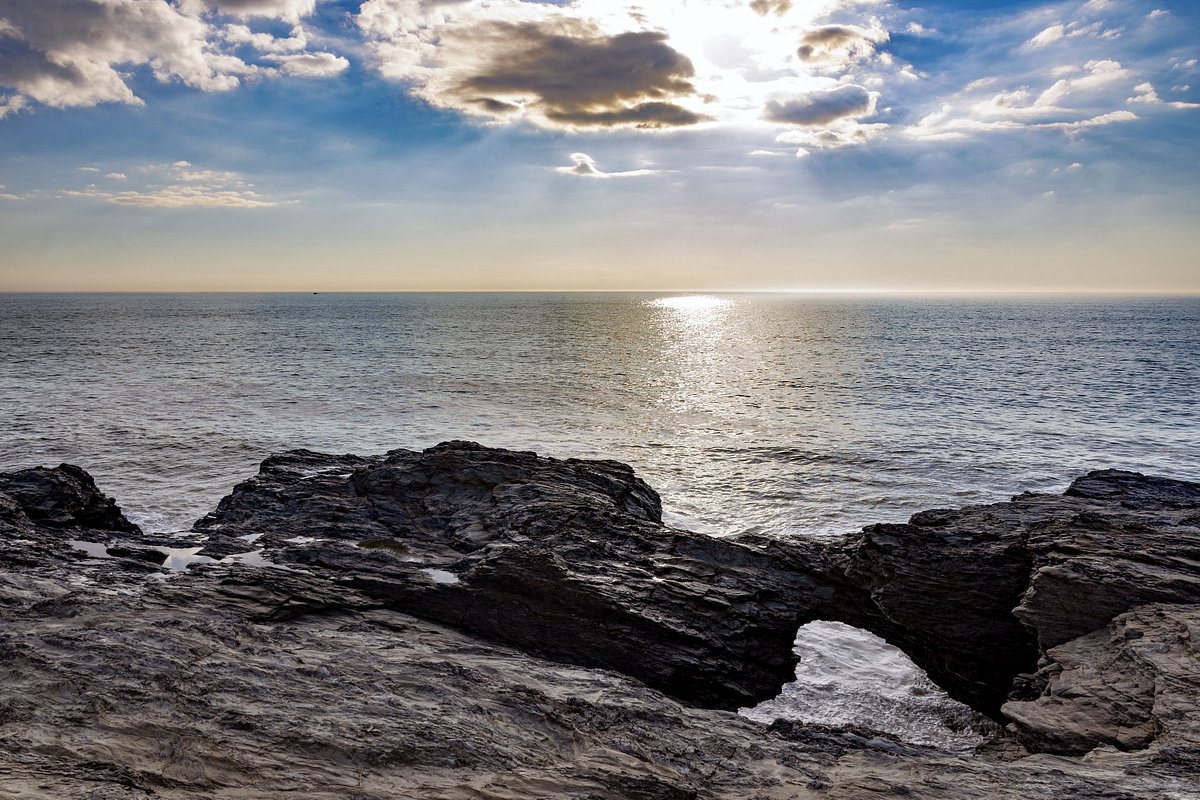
[191,444,1200,732]
[1003,603,1200,754]
[1,447,1199,799]
[754,470,1200,719]
[193,441,827,709]
[0,463,140,534]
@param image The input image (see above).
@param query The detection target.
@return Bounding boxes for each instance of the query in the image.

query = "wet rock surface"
[1,445,1198,798]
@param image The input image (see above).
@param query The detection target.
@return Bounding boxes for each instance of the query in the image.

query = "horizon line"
[3,288,1200,296]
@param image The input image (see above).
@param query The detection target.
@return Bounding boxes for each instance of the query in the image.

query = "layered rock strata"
[1,443,1198,799]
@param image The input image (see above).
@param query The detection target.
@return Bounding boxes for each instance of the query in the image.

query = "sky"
[0,0,1197,292]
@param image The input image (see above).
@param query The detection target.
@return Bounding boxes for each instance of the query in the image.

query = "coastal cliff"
[1,443,1198,798]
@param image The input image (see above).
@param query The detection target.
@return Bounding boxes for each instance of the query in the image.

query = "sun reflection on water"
[648,295,734,313]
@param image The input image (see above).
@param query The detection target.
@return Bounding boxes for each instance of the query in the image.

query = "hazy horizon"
[4,288,1200,296]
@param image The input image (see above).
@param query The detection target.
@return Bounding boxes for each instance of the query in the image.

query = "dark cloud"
[796,24,877,62]
[546,101,704,128]
[765,84,873,126]
[453,23,702,128]
[471,97,520,114]
[749,0,792,17]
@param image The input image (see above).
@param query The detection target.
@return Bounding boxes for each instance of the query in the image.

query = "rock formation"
[1,442,1198,798]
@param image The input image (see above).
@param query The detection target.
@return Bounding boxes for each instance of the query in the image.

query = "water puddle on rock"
[70,540,294,574]
[158,547,216,571]
[422,568,460,584]
[67,540,113,560]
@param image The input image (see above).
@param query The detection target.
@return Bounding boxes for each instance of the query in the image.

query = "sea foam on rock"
[1,443,1198,798]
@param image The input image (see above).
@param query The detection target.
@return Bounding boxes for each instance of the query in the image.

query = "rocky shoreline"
[1,442,1198,798]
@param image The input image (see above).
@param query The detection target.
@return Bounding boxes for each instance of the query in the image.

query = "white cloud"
[1127,81,1200,109]
[264,52,350,77]
[178,0,317,23]
[906,55,1147,141]
[59,160,292,208]
[553,153,661,178]
[0,93,26,119]
[221,23,308,53]
[1049,109,1138,129]
[0,0,349,114]
[105,172,128,180]
[1028,23,1066,49]
[1027,17,1123,50]
[775,119,888,153]
[0,1,246,109]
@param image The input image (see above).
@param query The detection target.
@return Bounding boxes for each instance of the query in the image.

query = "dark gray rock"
[0,463,140,534]
[764,470,1200,721]
[1,447,1199,798]
[190,445,1200,735]
[194,441,828,709]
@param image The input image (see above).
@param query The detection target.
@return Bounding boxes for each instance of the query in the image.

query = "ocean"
[3,291,1197,747]
[4,291,1196,534]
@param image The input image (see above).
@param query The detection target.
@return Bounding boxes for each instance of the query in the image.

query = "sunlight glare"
[649,295,733,312]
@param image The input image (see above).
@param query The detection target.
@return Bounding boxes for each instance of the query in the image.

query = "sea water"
[3,291,1197,746]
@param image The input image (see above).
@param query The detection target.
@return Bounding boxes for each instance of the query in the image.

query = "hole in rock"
[739,620,1002,750]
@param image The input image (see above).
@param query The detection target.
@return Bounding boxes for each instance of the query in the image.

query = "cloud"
[795,23,886,66]
[1028,23,1066,49]
[1027,19,1122,50]
[1127,81,1200,109]
[553,152,661,178]
[749,0,791,17]
[105,172,127,180]
[355,0,912,136]
[776,121,887,151]
[178,0,317,23]
[1041,109,1138,131]
[0,0,348,114]
[59,160,291,208]
[451,24,701,128]
[264,51,349,77]
[968,60,1129,121]
[0,0,246,109]
[358,6,704,130]
[221,23,308,53]
[905,55,1150,141]
[0,92,25,119]
[765,84,875,126]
